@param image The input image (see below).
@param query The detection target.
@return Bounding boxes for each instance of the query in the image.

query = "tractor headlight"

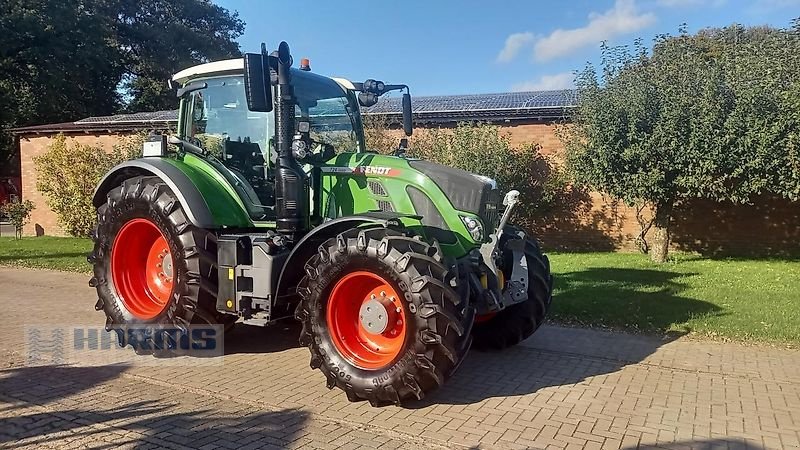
[460,215,484,242]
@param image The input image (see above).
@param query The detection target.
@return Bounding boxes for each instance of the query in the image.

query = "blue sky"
[215,0,799,96]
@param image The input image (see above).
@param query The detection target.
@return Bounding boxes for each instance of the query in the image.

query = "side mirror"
[243,44,273,112]
[402,93,413,136]
[358,92,379,107]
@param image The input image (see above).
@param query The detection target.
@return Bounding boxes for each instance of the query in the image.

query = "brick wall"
[16,124,800,256]
[19,133,133,236]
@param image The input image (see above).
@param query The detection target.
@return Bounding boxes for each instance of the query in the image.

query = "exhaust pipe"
[273,41,308,241]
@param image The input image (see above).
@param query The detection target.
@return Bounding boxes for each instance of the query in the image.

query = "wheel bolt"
[371,294,376,300]
[380,291,386,297]
[396,307,402,313]
[156,263,162,268]
[396,320,402,326]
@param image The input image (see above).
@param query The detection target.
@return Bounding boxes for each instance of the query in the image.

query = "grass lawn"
[1,237,798,344]
[0,236,93,273]
[549,252,800,344]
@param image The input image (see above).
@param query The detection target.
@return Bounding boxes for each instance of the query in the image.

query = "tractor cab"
[171,60,367,222]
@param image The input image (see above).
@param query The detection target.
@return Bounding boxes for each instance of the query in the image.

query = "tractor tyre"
[89,175,234,353]
[295,226,474,405]
[472,228,553,350]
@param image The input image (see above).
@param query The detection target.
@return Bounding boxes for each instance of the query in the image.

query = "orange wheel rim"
[475,312,497,323]
[326,271,407,370]
[111,218,174,320]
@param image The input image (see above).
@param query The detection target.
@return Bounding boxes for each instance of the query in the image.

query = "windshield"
[294,71,360,152]
[179,69,362,221]
[182,70,361,159]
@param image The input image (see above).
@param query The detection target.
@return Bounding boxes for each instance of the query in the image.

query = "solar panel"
[70,89,577,125]
[364,89,577,114]
[75,110,178,124]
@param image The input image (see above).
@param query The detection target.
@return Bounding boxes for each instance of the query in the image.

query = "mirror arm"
[167,135,206,156]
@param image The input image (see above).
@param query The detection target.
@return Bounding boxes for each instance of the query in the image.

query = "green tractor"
[89,41,553,405]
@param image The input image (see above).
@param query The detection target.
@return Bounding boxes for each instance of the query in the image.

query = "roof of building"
[10,89,576,135]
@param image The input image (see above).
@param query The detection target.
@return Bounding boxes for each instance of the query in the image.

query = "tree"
[410,123,569,231]
[34,133,144,237]
[0,0,125,172]
[115,0,245,112]
[0,0,244,171]
[0,199,34,239]
[563,22,800,262]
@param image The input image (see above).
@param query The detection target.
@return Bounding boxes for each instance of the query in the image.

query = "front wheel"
[295,226,473,405]
[472,228,553,350]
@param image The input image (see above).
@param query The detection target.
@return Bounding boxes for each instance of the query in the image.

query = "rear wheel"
[296,226,473,405]
[89,176,234,353]
[472,228,553,350]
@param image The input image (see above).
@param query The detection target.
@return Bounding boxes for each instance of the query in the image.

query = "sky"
[215,0,799,96]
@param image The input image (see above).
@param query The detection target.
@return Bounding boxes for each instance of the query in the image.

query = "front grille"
[377,200,394,212]
[368,180,387,196]
[481,189,501,234]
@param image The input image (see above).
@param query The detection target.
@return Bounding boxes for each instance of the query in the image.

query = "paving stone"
[2,267,800,450]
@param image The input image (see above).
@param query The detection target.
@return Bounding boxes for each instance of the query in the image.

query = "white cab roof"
[171,59,243,84]
[171,58,355,91]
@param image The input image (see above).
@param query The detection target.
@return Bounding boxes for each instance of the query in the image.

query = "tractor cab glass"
[294,72,361,154]
[181,70,363,221]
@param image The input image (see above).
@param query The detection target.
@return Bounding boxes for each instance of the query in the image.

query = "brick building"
[10,90,800,255]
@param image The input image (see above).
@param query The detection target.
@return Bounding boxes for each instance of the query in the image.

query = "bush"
[1,199,34,239]
[408,122,569,230]
[34,133,145,237]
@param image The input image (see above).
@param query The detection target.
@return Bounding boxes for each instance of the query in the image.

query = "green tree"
[116,0,245,112]
[564,22,800,262]
[0,199,34,239]
[34,133,145,237]
[0,0,243,170]
[411,122,569,231]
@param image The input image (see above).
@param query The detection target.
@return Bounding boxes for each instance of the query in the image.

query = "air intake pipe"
[273,41,308,240]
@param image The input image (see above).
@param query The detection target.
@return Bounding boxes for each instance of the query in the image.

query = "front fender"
[275,212,419,300]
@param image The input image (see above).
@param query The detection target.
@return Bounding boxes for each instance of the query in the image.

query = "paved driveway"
[0,267,799,449]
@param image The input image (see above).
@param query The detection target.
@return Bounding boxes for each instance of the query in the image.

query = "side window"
[181,76,276,218]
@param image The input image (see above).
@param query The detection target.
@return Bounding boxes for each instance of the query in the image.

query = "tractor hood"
[407,160,497,217]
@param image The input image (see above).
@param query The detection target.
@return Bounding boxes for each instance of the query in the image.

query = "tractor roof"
[171,58,355,91]
[172,59,243,84]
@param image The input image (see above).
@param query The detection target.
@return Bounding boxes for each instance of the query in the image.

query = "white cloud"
[533,0,656,61]
[656,0,725,7]
[496,32,535,63]
[512,72,575,92]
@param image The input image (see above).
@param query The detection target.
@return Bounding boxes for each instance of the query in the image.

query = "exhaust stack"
[273,41,308,241]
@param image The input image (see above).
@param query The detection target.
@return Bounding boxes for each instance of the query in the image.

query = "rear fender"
[93,158,252,229]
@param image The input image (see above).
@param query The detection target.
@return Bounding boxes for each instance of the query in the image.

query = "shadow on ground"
[0,365,311,448]
[624,438,765,450]
[0,365,129,406]
[412,266,723,406]
[0,402,309,448]
[551,267,723,334]
[223,321,301,355]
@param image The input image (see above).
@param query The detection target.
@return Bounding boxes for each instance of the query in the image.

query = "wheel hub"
[359,295,396,335]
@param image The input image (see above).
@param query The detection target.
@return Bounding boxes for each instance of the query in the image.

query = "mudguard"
[275,212,420,299]
[93,158,252,229]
